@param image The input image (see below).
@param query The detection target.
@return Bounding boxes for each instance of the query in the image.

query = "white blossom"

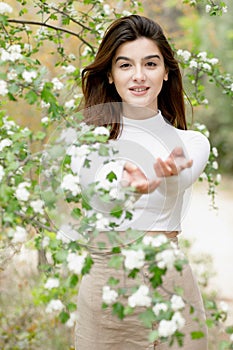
[12,226,28,243]
[202,99,209,105]
[212,161,218,170]
[0,2,12,14]
[230,333,233,342]
[1,45,23,61]
[158,319,176,337]
[177,49,191,61]
[222,6,228,13]
[122,10,132,16]
[109,186,125,201]
[205,4,211,13]
[67,251,87,274]
[122,249,145,270]
[61,174,80,196]
[0,80,8,96]
[156,249,176,270]
[65,312,78,328]
[215,173,222,184]
[64,99,75,109]
[36,27,49,39]
[172,311,186,330]
[208,58,218,65]
[68,53,76,61]
[95,213,110,230]
[62,64,76,73]
[197,51,207,61]
[59,127,77,144]
[202,63,211,71]
[22,70,37,83]
[93,126,110,137]
[30,199,44,214]
[0,164,5,182]
[45,299,64,313]
[142,234,168,247]
[128,285,152,308]
[219,301,229,313]
[103,4,112,15]
[44,277,60,289]
[7,69,17,80]
[153,302,168,316]
[102,286,118,305]
[41,100,50,108]
[41,116,49,124]
[199,172,208,181]
[67,144,90,158]
[212,147,218,157]
[15,181,31,201]
[24,43,32,52]
[171,295,185,311]
[51,77,64,91]
[189,59,198,69]
[42,236,50,248]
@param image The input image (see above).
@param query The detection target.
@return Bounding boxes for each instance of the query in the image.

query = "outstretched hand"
[121,147,192,194]
[154,147,193,177]
[121,162,161,194]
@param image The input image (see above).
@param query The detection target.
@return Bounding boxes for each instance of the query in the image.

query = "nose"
[132,66,146,82]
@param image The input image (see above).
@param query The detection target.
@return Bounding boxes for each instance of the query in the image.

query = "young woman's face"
[108,37,168,114]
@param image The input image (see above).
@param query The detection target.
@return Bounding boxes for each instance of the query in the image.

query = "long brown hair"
[81,15,187,138]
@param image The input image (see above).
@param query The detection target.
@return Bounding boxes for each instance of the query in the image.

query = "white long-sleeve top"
[79,111,210,232]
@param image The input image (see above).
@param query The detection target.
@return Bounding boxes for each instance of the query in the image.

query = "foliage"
[0,0,233,348]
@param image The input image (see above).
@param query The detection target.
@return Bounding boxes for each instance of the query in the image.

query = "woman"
[75,15,209,349]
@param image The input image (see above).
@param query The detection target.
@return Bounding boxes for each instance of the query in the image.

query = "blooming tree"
[0,0,233,348]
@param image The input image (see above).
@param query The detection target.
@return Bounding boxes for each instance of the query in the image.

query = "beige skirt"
[75,237,208,350]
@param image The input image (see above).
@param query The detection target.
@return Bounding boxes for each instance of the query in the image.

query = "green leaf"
[25,90,38,104]
[148,330,159,342]
[112,302,125,320]
[108,255,123,269]
[81,255,93,275]
[191,331,205,339]
[71,207,82,219]
[53,249,68,263]
[67,302,77,312]
[106,171,117,182]
[107,276,120,286]
[110,205,123,218]
[138,309,156,328]
[59,311,69,324]
[69,274,79,288]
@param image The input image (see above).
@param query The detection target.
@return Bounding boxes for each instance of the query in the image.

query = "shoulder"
[176,127,210,150]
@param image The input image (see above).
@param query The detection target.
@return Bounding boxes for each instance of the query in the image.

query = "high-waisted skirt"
[75,237,208,350]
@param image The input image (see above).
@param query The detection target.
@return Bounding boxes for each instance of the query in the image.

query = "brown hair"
[81,15,187,138]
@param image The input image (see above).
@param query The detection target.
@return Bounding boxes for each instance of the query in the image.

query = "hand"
[154,147,193,177]
[121,162,161,194]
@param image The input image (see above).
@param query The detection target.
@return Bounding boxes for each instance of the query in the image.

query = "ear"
[164,71,168,81]
[108,72,114,84]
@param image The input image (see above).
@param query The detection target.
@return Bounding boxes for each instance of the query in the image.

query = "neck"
[122,103,158,120]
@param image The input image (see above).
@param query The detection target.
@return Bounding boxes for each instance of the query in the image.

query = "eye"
[119,63,131,69]
[146,61,157,67]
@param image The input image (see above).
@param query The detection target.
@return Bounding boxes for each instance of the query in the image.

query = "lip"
[129,86,150,96]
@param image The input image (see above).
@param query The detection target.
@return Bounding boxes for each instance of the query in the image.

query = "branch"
[7,18,95,54]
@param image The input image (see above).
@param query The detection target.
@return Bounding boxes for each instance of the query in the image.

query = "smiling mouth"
[129,87,149,92]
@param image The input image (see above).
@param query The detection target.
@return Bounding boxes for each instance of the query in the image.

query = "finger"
[124,161,138,173]
[120,170,131,187]
[170,147,184,158]
[154,158,172,177]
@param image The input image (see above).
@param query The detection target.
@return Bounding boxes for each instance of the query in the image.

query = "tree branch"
[8,19,95,54]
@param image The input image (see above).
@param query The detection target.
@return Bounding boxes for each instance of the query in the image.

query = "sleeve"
[157,130,210,197]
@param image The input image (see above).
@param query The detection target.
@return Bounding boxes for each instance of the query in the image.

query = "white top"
[79,111,210,232]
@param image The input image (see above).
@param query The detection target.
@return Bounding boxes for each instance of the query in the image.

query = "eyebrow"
[115,54,161,63]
